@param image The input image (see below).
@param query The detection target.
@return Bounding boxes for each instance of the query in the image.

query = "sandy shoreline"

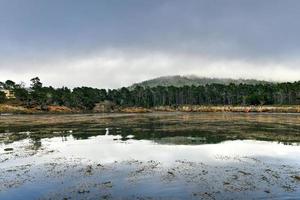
[1,104,300,114]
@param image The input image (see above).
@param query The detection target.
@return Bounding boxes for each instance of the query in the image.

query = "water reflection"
[41,134,300,165]
[1,113,300,146]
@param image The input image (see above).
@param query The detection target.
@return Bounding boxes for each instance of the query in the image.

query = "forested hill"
[1,77,299,112]
[129,75,271,89]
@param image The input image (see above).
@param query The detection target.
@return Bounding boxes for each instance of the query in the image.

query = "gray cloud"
[0,0,300,88]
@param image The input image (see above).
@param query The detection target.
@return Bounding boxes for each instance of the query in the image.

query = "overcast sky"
[1,0,300,88]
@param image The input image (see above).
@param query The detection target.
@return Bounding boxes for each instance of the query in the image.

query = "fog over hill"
[129,75,272,89]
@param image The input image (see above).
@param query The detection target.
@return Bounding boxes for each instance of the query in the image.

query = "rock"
[78,189,89,194]
[238,170,251,175]
[102,181,113,188]
[85,165,93,174]
[292,175,300,181]
[4,148,13,151]
[93,101,116,113]
[167,171,175,176]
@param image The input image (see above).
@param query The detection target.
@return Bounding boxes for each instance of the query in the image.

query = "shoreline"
[1,104,300,114]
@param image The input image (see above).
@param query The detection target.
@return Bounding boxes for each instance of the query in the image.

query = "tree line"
[1,77,300,110]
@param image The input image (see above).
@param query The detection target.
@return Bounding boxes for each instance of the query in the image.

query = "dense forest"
[0,77,300,110]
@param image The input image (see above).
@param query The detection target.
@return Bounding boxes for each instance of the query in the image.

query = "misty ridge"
[129,75,272,88]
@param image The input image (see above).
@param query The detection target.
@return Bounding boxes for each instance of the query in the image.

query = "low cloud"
[1,50,299,89]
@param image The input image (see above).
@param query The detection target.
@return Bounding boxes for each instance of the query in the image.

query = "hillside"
[129,75,271,89]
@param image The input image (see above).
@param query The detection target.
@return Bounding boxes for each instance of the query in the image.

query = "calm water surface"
[0,112,300,199]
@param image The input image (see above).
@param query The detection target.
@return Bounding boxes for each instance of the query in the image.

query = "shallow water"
[0,112,300,199]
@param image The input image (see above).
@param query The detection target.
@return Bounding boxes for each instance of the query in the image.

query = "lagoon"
[0,112,300,199]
